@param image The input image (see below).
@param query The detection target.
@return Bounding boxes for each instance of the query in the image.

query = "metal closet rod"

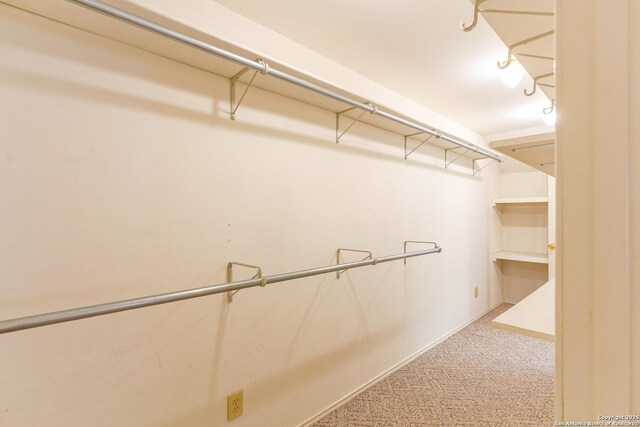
[64,0,503,163]
[0,246,441,335]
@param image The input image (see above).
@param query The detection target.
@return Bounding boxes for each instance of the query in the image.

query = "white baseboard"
[297,301,504,427]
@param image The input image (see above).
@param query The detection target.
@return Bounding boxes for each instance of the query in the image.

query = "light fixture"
[499,58,525,88]
[542,110,556,126]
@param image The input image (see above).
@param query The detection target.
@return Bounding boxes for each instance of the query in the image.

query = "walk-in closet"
[1,1,638,426]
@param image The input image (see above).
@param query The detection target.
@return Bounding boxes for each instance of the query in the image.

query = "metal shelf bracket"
[229,58,269,120]
[516,52,555,61]
[404,133,434,159]
[511,142,554,153]
[226,261,264,302]
[461,0,554,33]
[497,30,555,69]
[524,72,555,96]
[460,0,489,32]
[335,106,372,143]
[403,241,438,264]
[473,158,497,176]
[336,248,373,278]
[445,147,470,169]
[543,99,556,115]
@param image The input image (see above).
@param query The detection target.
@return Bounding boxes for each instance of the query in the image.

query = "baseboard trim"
[297,301,504,427]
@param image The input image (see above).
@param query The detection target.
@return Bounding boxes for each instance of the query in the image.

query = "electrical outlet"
[227,390,243,420]
[474,287,479,298]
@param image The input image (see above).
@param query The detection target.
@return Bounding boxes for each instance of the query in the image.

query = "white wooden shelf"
[491,279,555,342]
[2,0,499,167]
[492,196,548,207]
[489,132,556,177]
[492,251,548,264]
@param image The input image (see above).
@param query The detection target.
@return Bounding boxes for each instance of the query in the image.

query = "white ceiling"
[212,0,552,136]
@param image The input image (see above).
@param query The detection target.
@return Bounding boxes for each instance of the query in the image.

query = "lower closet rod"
[0,246,441,335]
[64,0,502,163]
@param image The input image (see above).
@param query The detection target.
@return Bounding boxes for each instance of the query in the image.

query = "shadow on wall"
[262,270,408,410]
[228,321,405,425]
[287,262,395,355]
[3,3,475,164]
[0,238,231,319]
[2,64,480,180]
[199,260,411,425]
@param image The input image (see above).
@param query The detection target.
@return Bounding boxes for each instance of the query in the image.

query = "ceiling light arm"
[461,0,490,32]
[497,30,555,69]
[524,72,555,96]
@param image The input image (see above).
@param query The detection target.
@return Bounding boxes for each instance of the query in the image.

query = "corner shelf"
[491,278,555,342]
[489,133,556,177]
[493,251,548,264]
[492,196,548,207]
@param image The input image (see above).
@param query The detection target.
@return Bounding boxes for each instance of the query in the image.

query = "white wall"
[500,169,548,199]
[556,0,640,419]
[0,4,502,427]
[500,261,548,304]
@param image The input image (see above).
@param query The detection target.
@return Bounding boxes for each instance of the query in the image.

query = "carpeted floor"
[312,304,554,426]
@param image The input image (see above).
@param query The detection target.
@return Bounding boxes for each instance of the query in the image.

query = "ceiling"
[212,0,553,136]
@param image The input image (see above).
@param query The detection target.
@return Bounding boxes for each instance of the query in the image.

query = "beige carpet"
[312,304,554,426]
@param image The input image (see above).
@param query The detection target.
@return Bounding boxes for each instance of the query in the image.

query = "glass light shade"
[500,62,525,88]
[542,111,557,126]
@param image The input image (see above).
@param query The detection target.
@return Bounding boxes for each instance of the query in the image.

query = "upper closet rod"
[65,0,503,163]
[0,246,441,335]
